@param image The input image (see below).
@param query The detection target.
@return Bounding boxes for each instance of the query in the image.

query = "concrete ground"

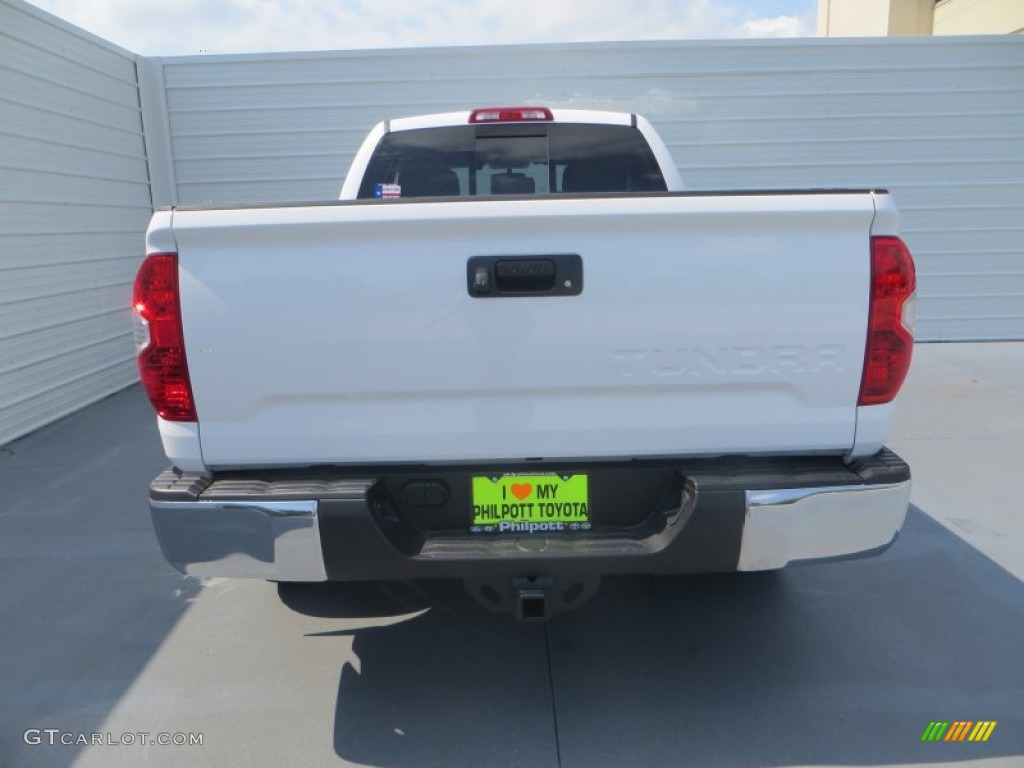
[890,343,1024,582]
[0,342,1021,768]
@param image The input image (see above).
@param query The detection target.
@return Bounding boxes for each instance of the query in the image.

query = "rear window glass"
[357,123,667,199]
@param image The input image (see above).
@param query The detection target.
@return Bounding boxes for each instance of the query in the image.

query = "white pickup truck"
[138,106,915,620]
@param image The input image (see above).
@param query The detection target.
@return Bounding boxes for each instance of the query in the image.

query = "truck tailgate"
[168,193,875,468]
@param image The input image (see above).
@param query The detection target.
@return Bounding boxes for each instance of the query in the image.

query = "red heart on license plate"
[510,483,532,500]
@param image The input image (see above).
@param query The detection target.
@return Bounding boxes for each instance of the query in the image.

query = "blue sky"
[27,0,818,56]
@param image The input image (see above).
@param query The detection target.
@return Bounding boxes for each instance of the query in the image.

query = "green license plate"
[471,473,590,533]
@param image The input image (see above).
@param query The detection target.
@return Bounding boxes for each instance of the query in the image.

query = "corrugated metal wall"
[0,0,151,447]
[149,37,1024,341]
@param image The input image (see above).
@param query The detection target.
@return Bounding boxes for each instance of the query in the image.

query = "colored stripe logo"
[921,721,997,742]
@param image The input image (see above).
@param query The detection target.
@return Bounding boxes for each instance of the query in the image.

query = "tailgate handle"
[495,259,555,292]
[467,254,583,298]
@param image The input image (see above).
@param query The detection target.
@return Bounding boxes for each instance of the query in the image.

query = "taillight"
[858,236,916,406]
[469,106,554,123]
[132,253,197,421]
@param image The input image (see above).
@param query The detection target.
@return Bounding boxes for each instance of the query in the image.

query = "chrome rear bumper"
[738,480,911,571]
[149,450,910,582]
[150,499,326,581]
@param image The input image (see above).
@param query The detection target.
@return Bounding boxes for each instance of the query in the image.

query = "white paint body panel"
[156,418,203,472]
[156,191,882,469]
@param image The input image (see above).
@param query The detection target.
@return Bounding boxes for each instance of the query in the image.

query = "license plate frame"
[470,473,590,533]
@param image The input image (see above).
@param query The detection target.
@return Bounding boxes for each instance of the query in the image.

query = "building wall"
[817,0,899,36]
[889,0,937,34]
[820,0,1024,36]
[0,0,152,447]
[934,0,1024,35]
[146,37,1024,341]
